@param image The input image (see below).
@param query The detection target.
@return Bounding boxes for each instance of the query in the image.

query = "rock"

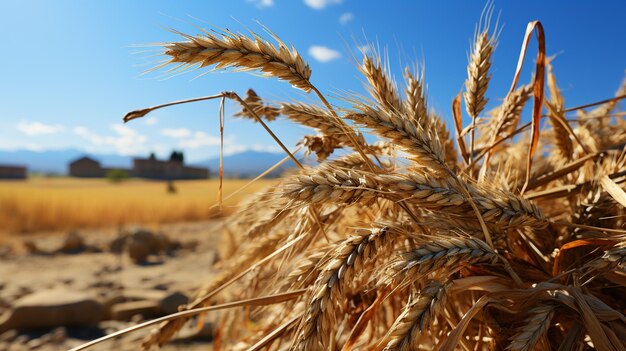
[110,228,178,262]
[159,292,188,315]
[127,238,150,263]
[22,241,46,256]
[57,231,86,254]
[127,229,172,263]
[99,293,125,321]
[121,289,188,315]
[126,229,160,263]
[0,289,103,333]
[108,235,127,254]
[109,300,159,321]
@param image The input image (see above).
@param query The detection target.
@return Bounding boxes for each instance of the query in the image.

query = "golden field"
[0,177,277,235]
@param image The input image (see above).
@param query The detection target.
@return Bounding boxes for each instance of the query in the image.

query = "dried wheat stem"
[293,227,390,350]
[383,280,451,351]
[162,28,312,91]
[507,305,555,351]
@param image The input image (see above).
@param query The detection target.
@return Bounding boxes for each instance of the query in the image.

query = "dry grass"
[0,177,277,235]
[75,6,626,351]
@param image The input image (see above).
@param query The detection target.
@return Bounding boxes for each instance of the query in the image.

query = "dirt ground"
[0,220,225,351]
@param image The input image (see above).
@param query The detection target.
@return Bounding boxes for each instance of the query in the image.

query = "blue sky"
[1,1,624,162]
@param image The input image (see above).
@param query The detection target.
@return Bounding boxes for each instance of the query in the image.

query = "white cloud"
[178,131,223,149]
[145,117,158,126]
[161,128,192,138]
[17,121,64,136]
[73,124,148,156]
[248,0,274,8]
[304,0,341,9]
[339,12,353,24]
[308,46,341,63]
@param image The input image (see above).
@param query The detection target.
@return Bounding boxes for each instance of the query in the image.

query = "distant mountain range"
[195,151,297,178]
[0,149,297,177]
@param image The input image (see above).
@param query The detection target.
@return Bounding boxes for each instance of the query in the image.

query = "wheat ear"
[162,27,312,91]
[465,24,496,165]
[507,305,555,351]
[383,280,450,351]
[292,227,390,350]
[404,66,428,126]
[361,53,403,112]
[345,107,446,172]
[392,237,498,284]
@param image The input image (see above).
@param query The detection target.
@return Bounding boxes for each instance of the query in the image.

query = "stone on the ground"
[121,289,188,315]
[22,241,45,255]
[57,231,86,254]
[108,235,128,254]
[109,300,160,321]
[127,229,160,263]
[159,292,188,315]
[0,289,103,333]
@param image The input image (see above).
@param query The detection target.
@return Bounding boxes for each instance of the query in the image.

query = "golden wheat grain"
[507,305,555,351]
[293,227,390,350]
[383,280,450,351]
[360,54,403,112]
[392,237,498,282]
[162,28,312,91]
[345,106,446,171]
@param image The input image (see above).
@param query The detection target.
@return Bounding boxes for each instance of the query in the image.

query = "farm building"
[68,156,105,177]
[0,165,27,179]
[132,152,209,180]
[68,152,209,180]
